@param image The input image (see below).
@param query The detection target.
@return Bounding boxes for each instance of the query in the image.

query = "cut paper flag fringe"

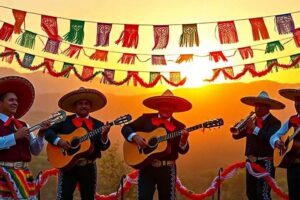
[152,25,169,50]
[217,21,239,44]
[63,20,85,44]
[115,24,139,48]
[95,23,112,47]
[179,24,199,47]
[249,18,270,41]
[89,50,108,62]
[176,54,193,63]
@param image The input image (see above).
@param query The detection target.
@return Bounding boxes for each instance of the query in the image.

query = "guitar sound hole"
[148,137,158,148]
[71,137,80,148]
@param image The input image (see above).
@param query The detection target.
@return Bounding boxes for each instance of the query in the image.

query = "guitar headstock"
[49,110,67,125]
[203,118,224,128]
[113,114,132,125]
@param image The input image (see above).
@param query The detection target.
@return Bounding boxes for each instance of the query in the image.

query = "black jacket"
[233,113,281,157]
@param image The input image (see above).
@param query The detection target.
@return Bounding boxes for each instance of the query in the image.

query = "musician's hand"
[246,119,255,131]
[132,135,148,149]
[180,129,189,146]
[275,140,286,152]
[57,139,72,150]
[101,122,110,141]
[37,120,51,137]
[14,127,30,140]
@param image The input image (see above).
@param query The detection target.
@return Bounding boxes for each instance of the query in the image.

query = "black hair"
[0,92,8,102]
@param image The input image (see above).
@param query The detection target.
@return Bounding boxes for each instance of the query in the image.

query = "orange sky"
[0,0,300,93]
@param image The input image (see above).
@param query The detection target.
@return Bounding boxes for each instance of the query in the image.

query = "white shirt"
[0,113,45,155]
[269,114,299,149]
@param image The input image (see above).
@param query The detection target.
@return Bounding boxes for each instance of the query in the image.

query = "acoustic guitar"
[273,127,300,168]
[47,114,132,170]
[123,118,224,169]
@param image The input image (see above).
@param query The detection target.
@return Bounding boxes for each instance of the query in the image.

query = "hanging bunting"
[12,9,27,34]
[179,24,199,47]
[43,58,54,73]
[61,62,73,78]
[293,28,300,48]
[244,63,256,77]
[115,24,139,48]
[0,23,14,41]
[238,46,253,60]
[152,25,169,50]
[89,50,108,62]
[41,15,60,41]
[170,72,181,83]
[16,30,36,49]
[149,72,161,84]
[100,69,115,84]
[63,20,85,44]
[217,21,239,44]
[290,54,300,68]
[151,55,167,65]
[127,71,139,86]
[95,23,112,47]
[249,18,270,41]
[223,67,234,80]
[43,38,60,54]
[22,53,35,68]
[118,53,136,64]
[82,66,94,79]
[176,54,193,64]
[209,51,227,62]
[265,41,284,53]
[62,44,83,58]
[275,14,295,35]
[1,47,15,64]
[267,59,279,73]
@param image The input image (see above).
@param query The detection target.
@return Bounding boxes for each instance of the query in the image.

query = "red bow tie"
[151,117,176,131]
[4,117,23,129]
[290,116,300,126]
[256,117,264,129]
[72,118,93,131]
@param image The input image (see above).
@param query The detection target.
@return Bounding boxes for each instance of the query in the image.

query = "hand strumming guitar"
[275,140,286,153]
[132,135,148,149]
[58,139,72,150]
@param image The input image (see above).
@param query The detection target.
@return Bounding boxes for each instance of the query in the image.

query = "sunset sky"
[0,0,299,92]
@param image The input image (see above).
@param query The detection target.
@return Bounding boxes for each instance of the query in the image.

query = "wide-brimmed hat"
[58,87,107,113]
[241,91,285,110]
[143,89,192,112]
[279,88,300,101]
[0,76,35,118]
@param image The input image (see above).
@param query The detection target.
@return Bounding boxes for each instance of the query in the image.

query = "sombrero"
[58,87,107,113]
[241,91,285,110]
[143,89,192,112]
[0,76,35,118]
[279,88,300,101]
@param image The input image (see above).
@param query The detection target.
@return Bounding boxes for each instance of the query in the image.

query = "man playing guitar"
[45,87,110,200]
[270,88,300,200]
[121,89,191,200]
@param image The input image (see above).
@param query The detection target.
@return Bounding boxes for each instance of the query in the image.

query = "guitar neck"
[79,121,114,142]
[157,124,203,142]
[289,127,300,142]
[28,120,48,132]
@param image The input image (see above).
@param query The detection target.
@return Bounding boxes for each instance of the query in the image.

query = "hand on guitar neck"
[100,122,111,142]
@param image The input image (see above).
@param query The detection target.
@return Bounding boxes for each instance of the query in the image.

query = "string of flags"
[0,5,300,85]
[0,48,186,87]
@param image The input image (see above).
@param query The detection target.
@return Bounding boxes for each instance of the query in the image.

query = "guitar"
[273,127,300,168]
[46,114,132,170]
[123,118,224,169]
[29,110,66,132]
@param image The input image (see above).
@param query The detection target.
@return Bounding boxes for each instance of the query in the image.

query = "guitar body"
[123,127,171,169]
[46,127,92,170]
[274,128,296,168]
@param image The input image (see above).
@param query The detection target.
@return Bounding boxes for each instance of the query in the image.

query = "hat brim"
[279,89,300,101]
[143,96,192,112]
[0,76,35,118]
[241,97,285,110]
[59,89,107,113]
